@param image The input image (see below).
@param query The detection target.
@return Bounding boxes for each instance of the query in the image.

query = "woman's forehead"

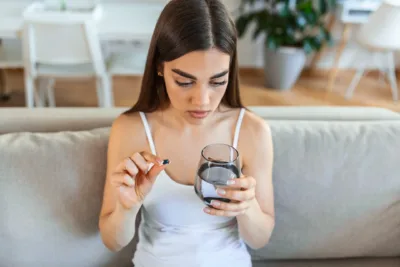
[165,49,230,77]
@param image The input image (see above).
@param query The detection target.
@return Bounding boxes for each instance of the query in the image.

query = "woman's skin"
[99,48,275,251]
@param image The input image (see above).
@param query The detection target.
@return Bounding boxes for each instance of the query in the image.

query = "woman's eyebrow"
[210,70,229,79]
[172,69,196,80]
[171,69,229,80]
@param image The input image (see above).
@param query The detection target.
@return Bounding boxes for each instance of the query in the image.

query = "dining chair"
[21,2,113,108]
[344,0,400,102]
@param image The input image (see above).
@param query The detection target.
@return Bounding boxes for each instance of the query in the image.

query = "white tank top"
[133,108,252,267]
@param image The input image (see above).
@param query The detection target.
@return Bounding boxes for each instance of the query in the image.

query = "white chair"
[21,2,113,108]
[0,39,24,101]
[345,0,400,102]
[106,40,150,76]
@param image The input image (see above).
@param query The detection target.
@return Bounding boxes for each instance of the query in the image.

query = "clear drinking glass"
[194,143,241,207]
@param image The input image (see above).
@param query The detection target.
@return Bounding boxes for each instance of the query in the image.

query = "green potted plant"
[235,0,337,90]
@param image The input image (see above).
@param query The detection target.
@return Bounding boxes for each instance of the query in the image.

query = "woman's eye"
[211,81,227,86]
[175,81,193,87]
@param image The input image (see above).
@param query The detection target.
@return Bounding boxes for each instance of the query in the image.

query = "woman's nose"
[190,86,210,106]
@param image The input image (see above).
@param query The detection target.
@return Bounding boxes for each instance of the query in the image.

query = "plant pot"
[263,46,306,91]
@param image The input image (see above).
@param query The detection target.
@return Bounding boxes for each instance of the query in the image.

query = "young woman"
[99,0,275,266]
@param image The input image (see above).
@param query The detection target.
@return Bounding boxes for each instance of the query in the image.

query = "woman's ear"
[157,62,164,76]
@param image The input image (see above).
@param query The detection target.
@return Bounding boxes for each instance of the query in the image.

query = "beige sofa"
[1,106,400,267]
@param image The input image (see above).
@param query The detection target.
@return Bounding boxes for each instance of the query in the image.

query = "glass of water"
[194,143,241,207]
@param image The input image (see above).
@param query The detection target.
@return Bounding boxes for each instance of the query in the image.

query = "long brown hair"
[124,0,244,114]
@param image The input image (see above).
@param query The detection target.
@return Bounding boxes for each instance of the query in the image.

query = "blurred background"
[0,0,398,111]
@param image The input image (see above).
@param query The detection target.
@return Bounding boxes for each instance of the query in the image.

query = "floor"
[0,68,399,112]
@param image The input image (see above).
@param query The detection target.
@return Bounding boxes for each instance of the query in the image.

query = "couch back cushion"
[251,120,400,260]
[0,128,135,267]
[0,120,399,266]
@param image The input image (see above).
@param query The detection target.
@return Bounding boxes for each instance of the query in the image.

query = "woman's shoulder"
[108,111,148,149]
[219,106,270,135]
[238,108,273,166]
[111,110,144,131]
[240,107,272,144]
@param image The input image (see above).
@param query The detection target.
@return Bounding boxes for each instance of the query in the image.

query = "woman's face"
[162,48,231,124]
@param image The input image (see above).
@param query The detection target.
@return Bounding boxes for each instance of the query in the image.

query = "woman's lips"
[188,111,209,119]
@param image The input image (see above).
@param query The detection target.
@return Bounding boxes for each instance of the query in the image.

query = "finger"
[131,152,152,174]
[226,176,256,189]
[146,160,169,183]
[125,158,139,177]
[122,173,135,187]
[209,199,249,212]
[114,157,138,176]
[203,206,245,217]
[140,151,164,166]
[111,173,135,187]
[216,188,255,202]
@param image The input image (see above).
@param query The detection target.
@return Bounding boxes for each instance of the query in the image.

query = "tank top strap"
[232,108,246,149]
[139,112,157,155]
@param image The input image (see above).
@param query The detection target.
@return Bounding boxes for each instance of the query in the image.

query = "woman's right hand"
[111,151,169,210]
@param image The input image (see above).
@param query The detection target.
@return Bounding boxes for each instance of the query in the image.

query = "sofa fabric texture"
[0,107,399,267]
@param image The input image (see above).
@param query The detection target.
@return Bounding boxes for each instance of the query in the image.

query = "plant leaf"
[297,0,313,12]
[303,38,314,54]
[311,37,322,51]
[319,0,328,14]
[296,13,308,29]
[302,8,319,25]
[235,15,250,38]
[278,0,291,17]
[266,34,278,50]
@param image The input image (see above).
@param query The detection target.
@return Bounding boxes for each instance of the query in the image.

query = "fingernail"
[217,189,226,195]
[211,200,220,207]
[226,179,235,185]
[162,159,170,165]
[204,208,210,213]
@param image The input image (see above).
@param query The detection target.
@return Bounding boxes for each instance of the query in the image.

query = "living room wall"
[4,0,400,69]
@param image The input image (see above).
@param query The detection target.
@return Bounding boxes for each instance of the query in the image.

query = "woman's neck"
[156,106,227,133]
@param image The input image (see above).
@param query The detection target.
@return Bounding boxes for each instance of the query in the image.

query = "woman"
[99,0,275,266]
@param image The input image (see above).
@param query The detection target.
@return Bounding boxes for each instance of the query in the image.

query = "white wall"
[4,0,398,68]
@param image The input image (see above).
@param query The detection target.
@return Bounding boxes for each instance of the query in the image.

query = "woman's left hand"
[204,175,257,217]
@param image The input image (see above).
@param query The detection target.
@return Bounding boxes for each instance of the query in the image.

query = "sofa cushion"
[0,127,135,267]
[250,120,400,260]
[1,118,400,266]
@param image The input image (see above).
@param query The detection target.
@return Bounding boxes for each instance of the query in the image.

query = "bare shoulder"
[110,112,146,144]
[110,112,147,143]
[239,109,273,167]
[107,112,149,172]
[241,109,272,142]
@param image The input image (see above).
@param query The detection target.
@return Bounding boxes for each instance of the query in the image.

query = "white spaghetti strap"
[232,108,246,149]
[139,112,157,155]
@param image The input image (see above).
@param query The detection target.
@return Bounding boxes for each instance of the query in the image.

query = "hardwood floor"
[1,68,399,112]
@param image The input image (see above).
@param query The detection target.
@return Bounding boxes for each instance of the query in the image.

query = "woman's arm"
[236,116,275,249]
[99,114,145,251]
[203,112,275,249]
